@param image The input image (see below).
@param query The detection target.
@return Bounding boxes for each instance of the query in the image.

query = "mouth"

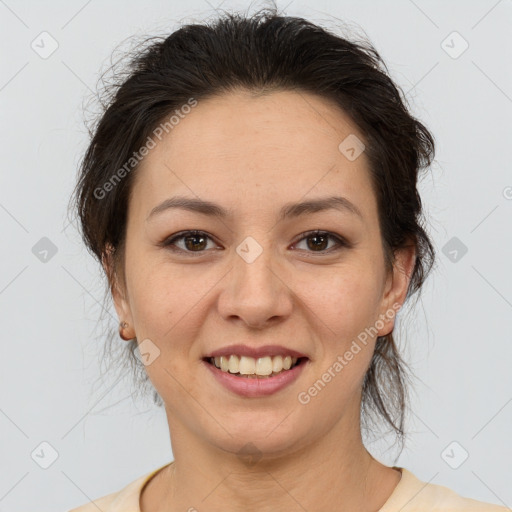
[202,355,307,379]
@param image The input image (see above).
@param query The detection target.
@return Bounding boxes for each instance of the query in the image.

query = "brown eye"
[162,230,216,253]
[293,230,348,254]
[160,229,349,256]
[306,233,329,251]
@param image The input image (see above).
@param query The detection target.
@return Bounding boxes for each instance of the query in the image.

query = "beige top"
[68,462,509,511]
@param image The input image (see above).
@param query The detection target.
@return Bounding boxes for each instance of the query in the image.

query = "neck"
[141,412,401,512]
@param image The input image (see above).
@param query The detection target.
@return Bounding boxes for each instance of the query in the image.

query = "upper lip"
[204,344,308,359]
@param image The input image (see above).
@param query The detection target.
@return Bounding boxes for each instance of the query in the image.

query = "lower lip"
[203,359,307,398]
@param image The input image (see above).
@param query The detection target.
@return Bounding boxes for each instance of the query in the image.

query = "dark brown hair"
[69,6,436,453]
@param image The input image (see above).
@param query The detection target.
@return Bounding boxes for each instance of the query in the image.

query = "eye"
[160,230,218,254]
[160,229,350,256]
[292,230,349,254]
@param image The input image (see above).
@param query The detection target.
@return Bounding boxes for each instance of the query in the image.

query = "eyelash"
[159,229,350,256]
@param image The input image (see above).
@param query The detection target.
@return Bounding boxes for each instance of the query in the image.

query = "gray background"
[0,0,511,510]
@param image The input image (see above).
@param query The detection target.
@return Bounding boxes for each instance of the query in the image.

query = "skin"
[106,89,416,512]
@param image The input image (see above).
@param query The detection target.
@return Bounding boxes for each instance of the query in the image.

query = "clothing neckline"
[132,462,409,512]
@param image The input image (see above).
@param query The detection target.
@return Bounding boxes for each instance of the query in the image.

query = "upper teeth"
[211,355,298,375]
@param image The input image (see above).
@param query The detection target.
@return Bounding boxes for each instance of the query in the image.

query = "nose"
[217,237,293,329]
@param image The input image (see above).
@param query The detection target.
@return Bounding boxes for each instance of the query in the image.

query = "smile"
[203,355,308,397]
[207,355,302,378]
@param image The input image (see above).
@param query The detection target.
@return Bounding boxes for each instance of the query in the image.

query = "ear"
[376,242,416,337]
[102,244,136,339]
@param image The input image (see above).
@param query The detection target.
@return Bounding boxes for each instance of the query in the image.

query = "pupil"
[308,234,327,251]
[186,234,206,251]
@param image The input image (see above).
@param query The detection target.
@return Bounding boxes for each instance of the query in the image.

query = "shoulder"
[68,491,118,512]
[67,463,171,512]
[380,468,509,512]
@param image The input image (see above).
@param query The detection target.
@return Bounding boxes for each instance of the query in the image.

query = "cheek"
[126,258,217,363]
[125,255,183,339]
[302,263,383,336]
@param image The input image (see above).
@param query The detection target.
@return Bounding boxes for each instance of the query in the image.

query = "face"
[109,89,415,459]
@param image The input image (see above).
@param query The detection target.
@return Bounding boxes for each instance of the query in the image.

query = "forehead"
[131,89,376,223]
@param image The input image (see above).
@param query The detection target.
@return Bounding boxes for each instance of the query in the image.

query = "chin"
[204,416,311,461]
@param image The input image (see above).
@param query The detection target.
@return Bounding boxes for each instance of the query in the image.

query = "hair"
[69,5,436,454]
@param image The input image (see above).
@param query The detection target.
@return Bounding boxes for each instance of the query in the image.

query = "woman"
[68,7,507,512]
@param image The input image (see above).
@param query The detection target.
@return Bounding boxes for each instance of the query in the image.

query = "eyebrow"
[147,195,363,222]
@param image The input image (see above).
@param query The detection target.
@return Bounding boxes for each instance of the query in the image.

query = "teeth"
[272,356,283,373]
[220,356,229,372]
[239,356,256,375]
[254,356,272,376]
[228,355,239,373]
[210,355,300,376]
